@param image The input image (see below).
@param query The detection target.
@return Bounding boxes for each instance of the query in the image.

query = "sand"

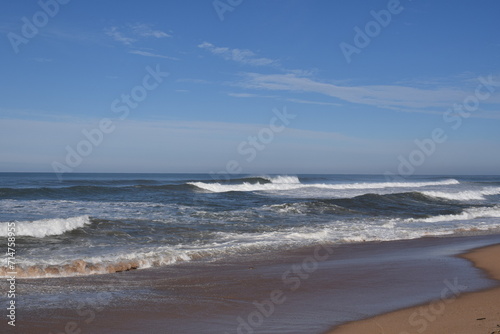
[327,244,500,334]
[6,235,500,334]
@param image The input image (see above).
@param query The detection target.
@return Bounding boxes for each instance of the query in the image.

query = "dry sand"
[327,244,500,334]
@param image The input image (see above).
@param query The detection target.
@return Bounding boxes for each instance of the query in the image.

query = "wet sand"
[327,243,500,334]
[3,234,500,334]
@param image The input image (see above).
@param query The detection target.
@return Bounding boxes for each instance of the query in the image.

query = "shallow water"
[5,234,500,334]
[1,173,500,278]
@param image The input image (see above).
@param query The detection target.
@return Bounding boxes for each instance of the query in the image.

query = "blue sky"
[1,0,499,175]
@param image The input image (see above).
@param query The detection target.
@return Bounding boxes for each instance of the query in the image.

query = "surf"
[0,215,92,238]
[188,176,460,193]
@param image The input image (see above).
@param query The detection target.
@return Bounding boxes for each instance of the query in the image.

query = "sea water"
[1,173,500,278]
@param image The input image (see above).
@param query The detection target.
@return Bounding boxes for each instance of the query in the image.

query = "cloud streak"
[239,73,477,111]
[198,42,277,67]
[105,26,136,45]
[128,50,177,60]
[105,23,171,46]
[130,23,171,38]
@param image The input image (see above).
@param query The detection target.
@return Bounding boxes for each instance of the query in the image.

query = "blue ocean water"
[1,173,499,278]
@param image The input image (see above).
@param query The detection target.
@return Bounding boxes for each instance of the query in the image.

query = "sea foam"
[0,215,91,238]
[422,187,500,201]
[411,205,500,223]
[189,176,460,193]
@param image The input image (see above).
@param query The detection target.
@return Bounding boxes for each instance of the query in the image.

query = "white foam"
[210,222,451,248]
[189,177,460,193]
[410,206,500,223]
[265,203,307,214]
[4,212,500,278]
[422,187,500,201]
[265,175,300,184]
[0,215,91,238]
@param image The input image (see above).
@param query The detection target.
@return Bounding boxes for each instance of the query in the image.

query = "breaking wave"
[0,215,91,238]
[422,187,500,201]
[409,205,500,223]
[0,247,191,279]
[189,176,459,193]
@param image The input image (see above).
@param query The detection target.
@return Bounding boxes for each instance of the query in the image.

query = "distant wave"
[0,184,192,199]
[61,179,160,186]
[0,215,91,238]
[0,185,128,199]
[422,187,500,201]
[221,176,272,184]
[0,177,467,198]
[188,176,460,193]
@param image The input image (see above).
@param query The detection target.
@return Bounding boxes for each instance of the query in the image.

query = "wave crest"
[189,177,460,193]
[409,205,500,223]
[422,187,500,201]
[0,215,91,238]
[0,248,192,278]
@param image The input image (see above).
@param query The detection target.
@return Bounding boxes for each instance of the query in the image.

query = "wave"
[3,207,500,279]
[0,184,194,200]
[0,215,91,238]
[0,185,129,199]
[189,176,459,193]
[408,205,500,223]
[61,179,160,186]
[133,184,193,191]
[209,176,273,184]
[422,187,500,201]
[0,247,191,279]
[265,202,357,215]
[265,192,459,217]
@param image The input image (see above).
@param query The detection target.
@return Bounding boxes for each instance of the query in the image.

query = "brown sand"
[327,244,500,334]
[7,237,500,334]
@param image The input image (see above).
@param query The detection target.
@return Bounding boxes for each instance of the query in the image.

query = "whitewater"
[1,173,499,278]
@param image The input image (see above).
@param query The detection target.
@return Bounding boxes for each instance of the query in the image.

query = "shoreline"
[326,243,500,334]
[3,234,500,333]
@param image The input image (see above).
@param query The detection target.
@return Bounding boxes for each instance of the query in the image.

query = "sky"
[1,0,499,176]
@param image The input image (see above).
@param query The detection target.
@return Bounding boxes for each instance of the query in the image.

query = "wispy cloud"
[128,50,177,60]
[227,91,342,107]
[105,26,136,46]
[285,98,342,107]
[105,23,171,46]
[226,92,279,99]
[130,23,171,38]
[239,73,475,111]
[198,42,277,67]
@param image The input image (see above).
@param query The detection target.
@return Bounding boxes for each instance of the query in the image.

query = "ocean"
[1,173,500,279]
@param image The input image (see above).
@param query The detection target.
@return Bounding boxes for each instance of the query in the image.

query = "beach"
[1,173,500,333]
[3,234,500,334]
[3,0,499,332]
[327,243,500,334]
